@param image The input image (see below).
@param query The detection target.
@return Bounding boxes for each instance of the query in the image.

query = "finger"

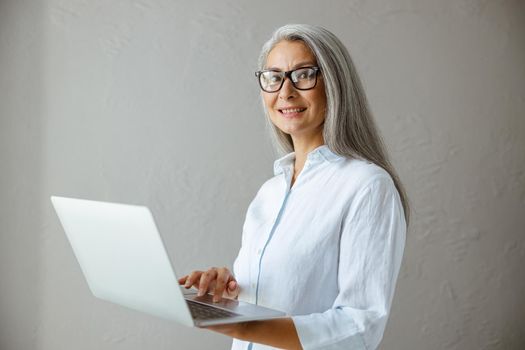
[178,275,188,285]
[213,268,230,302]
[185,271,203,289]
[227,280,239,296]
[198,269,218,297]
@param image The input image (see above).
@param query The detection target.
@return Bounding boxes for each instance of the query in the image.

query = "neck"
[290,133,324,182]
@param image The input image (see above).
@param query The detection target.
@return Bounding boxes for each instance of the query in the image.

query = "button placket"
[253,171,293,305]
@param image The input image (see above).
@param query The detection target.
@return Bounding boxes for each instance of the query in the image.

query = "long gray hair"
[258,24,410,225]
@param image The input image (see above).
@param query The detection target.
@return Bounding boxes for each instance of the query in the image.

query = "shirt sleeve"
[291,175,406,350]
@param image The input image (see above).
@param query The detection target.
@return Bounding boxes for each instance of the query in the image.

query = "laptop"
[50,196,286,327]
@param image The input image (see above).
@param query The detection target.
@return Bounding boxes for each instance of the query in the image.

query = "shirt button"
[257,249,262,255]
[252,283,256,288]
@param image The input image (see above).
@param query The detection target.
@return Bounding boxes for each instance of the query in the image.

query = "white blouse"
[231,145,406,350]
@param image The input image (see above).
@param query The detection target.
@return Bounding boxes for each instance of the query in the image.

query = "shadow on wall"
[0,1,44,349]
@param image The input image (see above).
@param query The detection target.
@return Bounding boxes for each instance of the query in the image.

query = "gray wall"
[1,0,524,349]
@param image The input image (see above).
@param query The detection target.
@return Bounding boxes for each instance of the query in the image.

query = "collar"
[273,145,344,176]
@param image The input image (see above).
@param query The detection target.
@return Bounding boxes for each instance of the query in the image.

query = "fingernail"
[198,289,204,297]
[213,296,219,303]
[185,280,191,287]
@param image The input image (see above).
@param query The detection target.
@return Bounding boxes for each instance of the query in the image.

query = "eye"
[293,68,315,81]
[263,73,282,85]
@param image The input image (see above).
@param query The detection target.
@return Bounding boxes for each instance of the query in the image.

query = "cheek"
[307,91,327,114]
[319,96,327,114]
[313,82,327,112]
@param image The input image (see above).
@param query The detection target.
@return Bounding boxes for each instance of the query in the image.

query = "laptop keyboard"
[186,300,240,320]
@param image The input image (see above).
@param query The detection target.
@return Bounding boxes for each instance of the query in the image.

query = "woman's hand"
[178,267,239,302]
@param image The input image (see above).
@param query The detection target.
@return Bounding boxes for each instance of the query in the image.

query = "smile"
[279,107,307,115]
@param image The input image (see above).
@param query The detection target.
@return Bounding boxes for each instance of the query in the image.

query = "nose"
[278,77,297,100]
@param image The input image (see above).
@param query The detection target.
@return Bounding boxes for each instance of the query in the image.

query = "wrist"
[234,321,251,340]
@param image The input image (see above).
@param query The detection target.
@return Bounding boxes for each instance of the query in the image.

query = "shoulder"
[336,157,396,194]
[339,159,405,226]
[335,158,404,224]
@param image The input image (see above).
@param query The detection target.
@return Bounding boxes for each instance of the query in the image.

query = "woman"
[179,24,409,350]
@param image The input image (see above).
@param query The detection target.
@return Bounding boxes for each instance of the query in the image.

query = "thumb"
[227,280,239,297]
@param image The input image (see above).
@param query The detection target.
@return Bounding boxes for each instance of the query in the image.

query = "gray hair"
[257,24,410,225]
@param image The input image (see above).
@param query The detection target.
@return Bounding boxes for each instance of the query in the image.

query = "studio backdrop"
[1,0,524,349]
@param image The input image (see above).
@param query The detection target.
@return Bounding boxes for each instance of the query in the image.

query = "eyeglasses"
[255,66,321,93]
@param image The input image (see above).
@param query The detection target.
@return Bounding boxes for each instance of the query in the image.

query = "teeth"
[281,108,305,113]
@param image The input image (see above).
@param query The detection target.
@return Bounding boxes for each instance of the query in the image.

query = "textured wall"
[1,0,524,349]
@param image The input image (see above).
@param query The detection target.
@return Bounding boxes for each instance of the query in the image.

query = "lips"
[278,107,307,116]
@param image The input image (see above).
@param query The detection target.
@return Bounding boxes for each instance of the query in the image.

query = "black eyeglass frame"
[254,66,321,93]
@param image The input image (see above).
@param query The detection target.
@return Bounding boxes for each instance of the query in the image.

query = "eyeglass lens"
[259,67,318,92]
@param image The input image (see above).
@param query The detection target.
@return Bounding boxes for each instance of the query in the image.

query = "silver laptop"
[50,196,285,327]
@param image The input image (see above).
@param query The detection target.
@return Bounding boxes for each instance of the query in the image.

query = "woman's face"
[262,40,327,142]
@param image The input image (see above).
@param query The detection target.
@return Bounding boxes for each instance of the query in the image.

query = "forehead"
[265,40,317,69]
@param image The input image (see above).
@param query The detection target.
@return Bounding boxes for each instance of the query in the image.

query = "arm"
[291,176,406,349]
[206,318,302,350]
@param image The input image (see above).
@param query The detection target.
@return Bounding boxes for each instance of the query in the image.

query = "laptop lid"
[50,196,194,326]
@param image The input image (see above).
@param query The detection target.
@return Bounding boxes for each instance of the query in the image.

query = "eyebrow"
[264,61,317,71]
